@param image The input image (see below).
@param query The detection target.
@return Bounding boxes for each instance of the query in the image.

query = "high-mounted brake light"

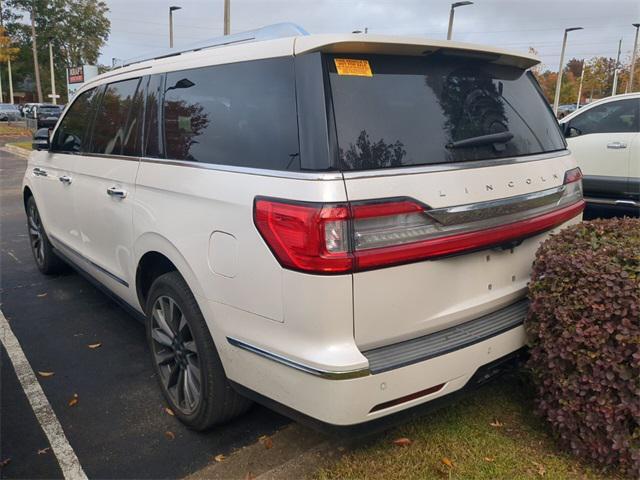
[254,169,584,274]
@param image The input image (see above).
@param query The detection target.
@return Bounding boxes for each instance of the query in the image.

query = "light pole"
[48,39,57,105]
[553,27,583,116]
[447,1,473,41]
[169,6,181,48]
[223,0,230,35]
[627,23,639,93]
[612,38,622,95]
[576,60,585,109]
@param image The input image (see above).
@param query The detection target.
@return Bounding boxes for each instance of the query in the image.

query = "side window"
[90,78,143,156]
[144,74,164,158]
[162,57,300,170]
[51,88,98,153]
[569,99,639,135]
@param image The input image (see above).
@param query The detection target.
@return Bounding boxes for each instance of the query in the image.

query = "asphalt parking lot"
[0,146,289,479]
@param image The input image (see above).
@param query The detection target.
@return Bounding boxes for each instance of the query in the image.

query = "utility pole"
[48,39,56,105]
[169,6,181,48]
[29,3,43,103]
[576,60,585,109]
[553,27,583,116]
[223,0,230,35]
[447,1,473,40]
[627,23,639,93]
[612,38,622,96]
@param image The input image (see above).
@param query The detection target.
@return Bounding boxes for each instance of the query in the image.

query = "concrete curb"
[185,423,341,480]
[2,144,31,159]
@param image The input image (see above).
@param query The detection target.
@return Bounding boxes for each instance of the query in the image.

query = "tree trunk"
[29,5,42,103]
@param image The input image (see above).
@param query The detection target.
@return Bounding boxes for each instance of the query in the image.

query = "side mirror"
[32,128,50,151]
[562,123,581,138]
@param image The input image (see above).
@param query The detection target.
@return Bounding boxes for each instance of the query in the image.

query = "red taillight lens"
[254,199,353,273]
[254,170,584,274]
[563,167,583,184]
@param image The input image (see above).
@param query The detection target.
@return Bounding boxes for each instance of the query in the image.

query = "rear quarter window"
[327,54,566,170]
[162,57,300,171]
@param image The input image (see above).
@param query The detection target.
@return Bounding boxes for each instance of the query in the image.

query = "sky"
[100,0,640,71]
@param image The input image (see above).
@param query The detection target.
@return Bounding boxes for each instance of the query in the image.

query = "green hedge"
[525,218,640,477]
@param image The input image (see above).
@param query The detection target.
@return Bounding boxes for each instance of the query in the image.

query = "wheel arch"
[134,232,206,312]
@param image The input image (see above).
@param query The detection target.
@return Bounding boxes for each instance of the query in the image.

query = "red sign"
[68,66,84,84]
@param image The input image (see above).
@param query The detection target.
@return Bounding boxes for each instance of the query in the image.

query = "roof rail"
[116,22,309,69]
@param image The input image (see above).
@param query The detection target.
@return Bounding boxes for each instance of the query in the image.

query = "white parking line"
[0,309,88,480]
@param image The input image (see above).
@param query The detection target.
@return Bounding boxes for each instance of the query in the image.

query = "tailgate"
[344,154,579,349]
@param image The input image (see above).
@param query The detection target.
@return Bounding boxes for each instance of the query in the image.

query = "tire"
[26,196,66,275]
[145,271,252,430]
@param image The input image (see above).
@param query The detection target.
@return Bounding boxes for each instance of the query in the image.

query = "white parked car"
[23,24,584,430]
[560,93,639,215]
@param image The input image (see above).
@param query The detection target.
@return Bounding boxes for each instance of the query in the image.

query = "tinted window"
[569,99,639,135]
[163,57,300,170]
[328,54,566,170]
[91,78,143,156]
[144,74,164,158]
[51,88,99,153]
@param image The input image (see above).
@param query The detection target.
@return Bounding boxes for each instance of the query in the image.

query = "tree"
[565,57,583,78]
[5,0,110,103]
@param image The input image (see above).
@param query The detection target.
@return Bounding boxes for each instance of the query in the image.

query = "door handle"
[59,175,72,185]
[606,142,627,149]
[33,167,48,177]
[106,186,127,199]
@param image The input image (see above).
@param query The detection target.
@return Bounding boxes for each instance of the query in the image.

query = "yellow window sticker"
[334,58,373,77]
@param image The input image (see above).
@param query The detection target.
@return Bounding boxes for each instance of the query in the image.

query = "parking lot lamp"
[553,27,583,116]
[576,60,585,109]
[628,23,639,93]
[447,1,473,41]
[169,6,182,48]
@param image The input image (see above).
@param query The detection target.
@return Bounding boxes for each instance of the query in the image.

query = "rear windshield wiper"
[446,131,514,149]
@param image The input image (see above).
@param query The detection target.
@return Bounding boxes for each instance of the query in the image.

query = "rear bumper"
[219,299,528,426]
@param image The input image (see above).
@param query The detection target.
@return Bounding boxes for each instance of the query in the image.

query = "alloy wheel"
[28,203,45,266]
[151,295,202,415]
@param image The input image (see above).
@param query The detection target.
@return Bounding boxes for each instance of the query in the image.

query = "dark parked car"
[34,104,63,128]
[0,103,21,121]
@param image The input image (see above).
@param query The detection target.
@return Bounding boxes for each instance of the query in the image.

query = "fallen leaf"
[489,419,504,428]
[68,393,79,407]
[37,447,51,455]
[164,431,175,441]
[484,456,495,462]
[37,293,47,298]
[213,454,225,463]
[87,342,102,349]
[0,458,10,468]
[442,457,454,468]
[243,473,255,480]
[531,461,546,477]
[261,436,273,449]
[37,371,55,378]
[392,437,412,447]
[164,407,175,416]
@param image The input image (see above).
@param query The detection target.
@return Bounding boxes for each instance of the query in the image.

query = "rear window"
[328,54,565,170]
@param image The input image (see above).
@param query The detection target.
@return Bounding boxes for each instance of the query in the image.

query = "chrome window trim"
[227,337,371,380]
[49,234,129,287]
[139,157,345,181]
[341,150,570,180]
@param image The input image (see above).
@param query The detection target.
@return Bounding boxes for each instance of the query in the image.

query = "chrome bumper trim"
[362,299,529,374]
[226,337,371,380]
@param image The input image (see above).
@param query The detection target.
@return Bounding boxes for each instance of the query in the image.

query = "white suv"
[560,93,639,216]
[23,24,584,430]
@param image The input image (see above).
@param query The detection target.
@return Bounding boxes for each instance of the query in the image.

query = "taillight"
[253,199,353,273]
[254,169,584,274]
